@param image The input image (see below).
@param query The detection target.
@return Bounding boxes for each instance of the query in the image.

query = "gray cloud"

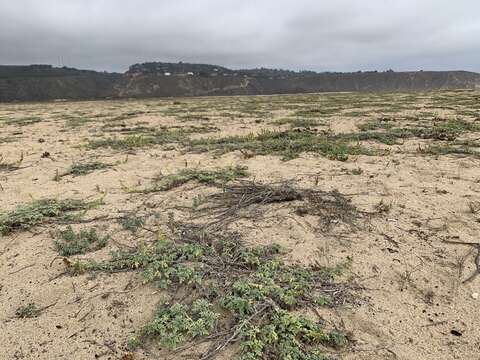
[1,0,479,72]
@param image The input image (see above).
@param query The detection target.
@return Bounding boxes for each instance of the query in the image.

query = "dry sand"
[1,91,479,359]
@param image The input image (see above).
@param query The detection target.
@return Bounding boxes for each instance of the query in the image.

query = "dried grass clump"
[194,180,366,230]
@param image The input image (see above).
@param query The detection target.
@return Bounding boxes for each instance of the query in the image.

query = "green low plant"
[143,300,219,349]
[54,225,109,256]
[86,127,207,150]
[16,303,41,318]
[6,116,42,126]
[189,130,371,161]
[0,198,98,236]
[240,310,347,360]
[86,135,158,150]
[293,107,340,117]
[137,166,249,193]
[64,116,93,127]
[68,228,352,359]
[348,117,480,145]
[357,118,395,131]
[350,168,363,175]
[419,144,479,157]
[273,118,321,128]
[62,161,112,177]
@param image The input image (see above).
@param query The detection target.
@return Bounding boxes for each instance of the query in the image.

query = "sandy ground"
[1,91,480,360]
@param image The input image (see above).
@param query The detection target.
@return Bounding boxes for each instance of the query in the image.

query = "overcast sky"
[1,0,479,73]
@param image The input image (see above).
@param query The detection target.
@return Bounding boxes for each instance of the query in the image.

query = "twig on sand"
[444,239,480,283]
[8,263,35,275]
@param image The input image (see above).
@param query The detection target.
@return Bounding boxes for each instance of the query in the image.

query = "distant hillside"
[1,62,479,102]
[0,65,121,102]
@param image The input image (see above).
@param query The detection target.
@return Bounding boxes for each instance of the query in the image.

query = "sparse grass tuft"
[348,117,480,145]
[374,200,392,214]
[0,153,23,172]
[86,127,212,150]
[189,130,372,161]
[468,201,480,214]
[419,144,479,157]
[433,117,479,133]
[137,166,249,193]
[273,118,321,128]
[86,135,158,150]
[16,303,41,318]
[293,107,340,117]
[357,118,395,131]
[350,168,363,175]
[86,131,186,150]
[344,110,370,117]
[0,199,97,236]
[62,161,112,177]
[54,225,109,256]
[6,116,42,126]
[118,214,145,233]
[0,137,15,144]
[64,116,93,128]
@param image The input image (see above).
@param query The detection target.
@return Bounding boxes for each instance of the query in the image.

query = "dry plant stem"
[444,240,480,283]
